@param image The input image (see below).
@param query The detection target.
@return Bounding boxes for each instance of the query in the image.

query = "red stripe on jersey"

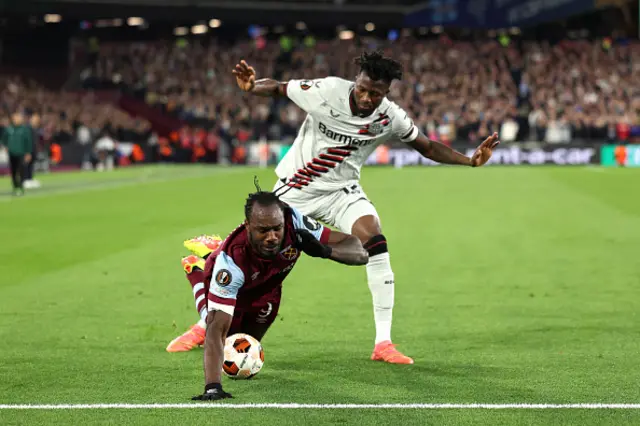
[294,173,312,181]
[320,227,331,245]
[327,148,352,156]
[319,153,344,162]
[299,167,321,177]
[208,294,236,307]
[312,158,336,168]
[307,163,328,173]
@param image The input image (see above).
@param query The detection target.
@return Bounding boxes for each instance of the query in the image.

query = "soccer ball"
[222,333,264,379]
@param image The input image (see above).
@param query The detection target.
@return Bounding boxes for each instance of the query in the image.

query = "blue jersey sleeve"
[208,252,245,314]
[289,206,329,243]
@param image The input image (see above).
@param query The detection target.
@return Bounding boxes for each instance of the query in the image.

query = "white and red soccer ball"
[222,333,264,379]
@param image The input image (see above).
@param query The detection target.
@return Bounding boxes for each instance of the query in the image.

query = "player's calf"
[363,234,413,364]
[166,255,209,353]
[181,255,208,321]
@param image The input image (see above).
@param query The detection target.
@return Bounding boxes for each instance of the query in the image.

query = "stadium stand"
[0,1,638,171]
[79,37,638,149]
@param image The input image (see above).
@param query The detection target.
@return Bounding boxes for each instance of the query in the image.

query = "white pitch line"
[1,403,640,410]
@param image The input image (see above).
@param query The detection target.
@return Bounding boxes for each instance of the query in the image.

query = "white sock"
[366,252,394,344]
[197,318,207,329]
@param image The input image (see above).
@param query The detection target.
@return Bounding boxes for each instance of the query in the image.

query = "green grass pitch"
[1,164,639,425]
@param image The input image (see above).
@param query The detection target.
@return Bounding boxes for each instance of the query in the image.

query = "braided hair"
[354,50,403,84]
[244,177,285,222]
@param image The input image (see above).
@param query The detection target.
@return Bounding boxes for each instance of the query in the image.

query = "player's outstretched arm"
[192,311,233,401]
[407,132,500,167]
[326,230,369,266]
[232,60,286,97]
[295,229,368,266]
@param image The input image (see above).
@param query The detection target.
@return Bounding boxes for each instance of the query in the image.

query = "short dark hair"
[244,191,285,222]
[354,50,403,84]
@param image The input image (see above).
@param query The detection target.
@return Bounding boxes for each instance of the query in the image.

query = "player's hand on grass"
[192,383,233,401]
[295,229,332,259]
[232,60,256,92]
[471,132,500,167]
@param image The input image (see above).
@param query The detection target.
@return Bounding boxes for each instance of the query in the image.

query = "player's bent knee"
[363,234,388,257]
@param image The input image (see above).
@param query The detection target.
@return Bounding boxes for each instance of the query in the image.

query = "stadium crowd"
[80,35,639,148]
[1,75,153,145]
[2,34,638,172]
[0,74,154,169]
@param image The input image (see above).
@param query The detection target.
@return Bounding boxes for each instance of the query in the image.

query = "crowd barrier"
[4,140,636,175]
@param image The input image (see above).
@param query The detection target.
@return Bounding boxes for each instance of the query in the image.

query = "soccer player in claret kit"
[190,183,369,401]
[229,51,500,364]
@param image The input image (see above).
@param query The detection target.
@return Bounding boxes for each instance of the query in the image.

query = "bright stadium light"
[296,21,307,31]
[127,17,144,26]
[365,22,375,32]
[191,24,208,34]
[174,26,188,36]
[339,30,354,40]
[44,14,62,23]
[209,19,221,28]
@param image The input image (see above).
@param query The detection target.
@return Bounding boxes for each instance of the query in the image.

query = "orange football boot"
[166,323,206,353]
[181,255,206,274]
[371,341,414,364]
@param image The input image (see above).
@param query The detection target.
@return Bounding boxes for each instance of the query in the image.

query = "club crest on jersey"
[280,245,299,261]
[358,113,390,136]
[302,215,321,231]
[256,302,273,323]
[300,80,313,91]
[215,269,232,286]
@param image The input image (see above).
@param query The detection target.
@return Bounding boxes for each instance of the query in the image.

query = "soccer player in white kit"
[232,51,500,364]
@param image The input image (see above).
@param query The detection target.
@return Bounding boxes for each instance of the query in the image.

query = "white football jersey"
[274,77,419,194]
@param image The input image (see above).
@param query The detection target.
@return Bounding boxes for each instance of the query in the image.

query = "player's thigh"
[272,179,315,215]
[237,300,280,341]
[333,185,382,241]
[228,311,246,336]
[273,179,337,226]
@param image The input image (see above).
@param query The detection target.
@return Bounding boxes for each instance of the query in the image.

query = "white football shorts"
[272,179,379,234]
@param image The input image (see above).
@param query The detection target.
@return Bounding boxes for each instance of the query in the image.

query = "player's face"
[246,204,285,259]
[353,73,390,116]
